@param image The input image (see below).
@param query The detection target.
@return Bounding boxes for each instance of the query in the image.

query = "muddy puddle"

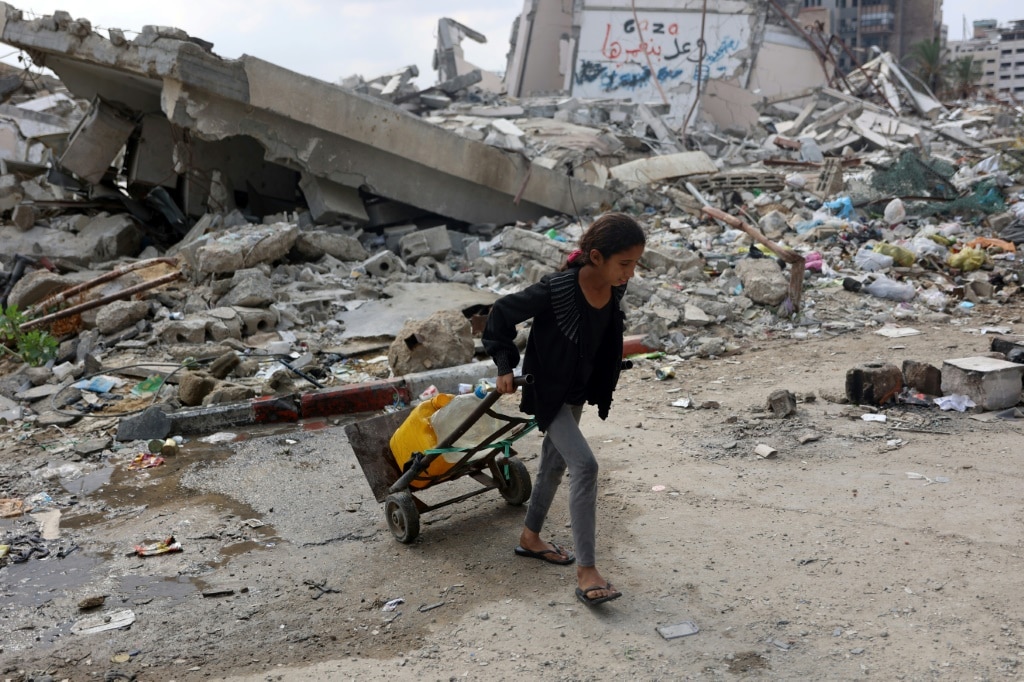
[3,419,343,614]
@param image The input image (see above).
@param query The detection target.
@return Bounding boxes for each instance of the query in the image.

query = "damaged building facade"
[0,1,609,244]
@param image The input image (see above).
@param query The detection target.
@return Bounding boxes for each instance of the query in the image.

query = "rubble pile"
[0,3,1022,453]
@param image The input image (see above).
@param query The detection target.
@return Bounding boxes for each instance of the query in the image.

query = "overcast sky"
[1,1,523,87]
[1,1,1020,85]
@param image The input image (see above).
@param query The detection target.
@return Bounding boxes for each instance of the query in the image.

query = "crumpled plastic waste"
[863,275,916,302]
[884,198,906,226]
[126,453,165,470]
[948,246,987,271]
[934,394,976,412]
[873,242,915,267]
[824,197,854,219]
[134,536,182,557]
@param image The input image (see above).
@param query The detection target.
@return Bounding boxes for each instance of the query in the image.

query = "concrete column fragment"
[941,357,1023,410]
[58,96,136,184]
[846,362,903,406]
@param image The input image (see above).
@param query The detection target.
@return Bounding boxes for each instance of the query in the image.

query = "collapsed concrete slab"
[0,3,611,227]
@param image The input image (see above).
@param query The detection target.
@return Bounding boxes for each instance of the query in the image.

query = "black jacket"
[482,268,626,431]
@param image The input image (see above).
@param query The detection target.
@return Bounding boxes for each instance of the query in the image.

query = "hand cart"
[344,376,537,543]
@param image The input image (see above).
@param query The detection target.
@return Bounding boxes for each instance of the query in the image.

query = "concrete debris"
[0,0,1021,452]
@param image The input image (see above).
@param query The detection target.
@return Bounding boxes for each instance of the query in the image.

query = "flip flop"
[513,544,575,565]
[575,583,622,606]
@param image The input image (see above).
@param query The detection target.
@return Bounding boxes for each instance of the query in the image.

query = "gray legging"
[523,404,598,567]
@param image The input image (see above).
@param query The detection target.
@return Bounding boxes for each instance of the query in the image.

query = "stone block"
[642,246,701,273]
[233,307,279,336]
[159,318,208,344]
[6,270,72,309]
[399,225,451,263]
[11,204,35,231]
[59,97,137,184]
[195,223,298,274]
[95,300,150,335]
[178,371,217,407]
[299,173,370,223]
[941,356,1023,410]
[293,231,368,262]
[362,250,405,278]
[902,359,941,396]
[735,258,788,307]
[383,224,417,252]
[767,389,797,417]
[387,309,474,376]
[220,268,275,308]
[115,405,171,442]
[500,227,572,266]
[846,362,903,406]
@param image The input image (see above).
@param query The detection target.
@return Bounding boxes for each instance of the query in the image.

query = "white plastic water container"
[429,390,505,461]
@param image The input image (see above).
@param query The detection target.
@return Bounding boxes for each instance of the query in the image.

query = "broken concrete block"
[362,250,405,278]
[399,226,452,263]
[292,231,369,262]
[500,227,572,266]
[609,151,718,190]
[387,309,475,376]
[6,270,72,310]
[642,246,701,273]
[78,213,143,262]
[159,318,208,344]
[95,300,150,335]
[298,174,370,223]
[735,259,788,307]
[202,384,256,406]
[195,223,299,275]
[846,362,903,406]
[208,351,241,380]
[233,307,279,336]
[220,269,275,308]
[941,357,1023,411]
[383,224,417,252]
[902,360,942,396]
[767,389,797,417]
[59,97,137,184]
[205,316,244,342]
[116,405,171,442]
[683,304,711,327]
[758,211,789,240]
[178,371,217,407]
[11,204,35,231]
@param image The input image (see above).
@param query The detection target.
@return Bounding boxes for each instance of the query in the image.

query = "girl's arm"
[482,280,550,379]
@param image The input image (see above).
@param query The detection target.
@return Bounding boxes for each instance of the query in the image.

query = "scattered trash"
[652,485,667,492]
[381,598,405,612]
[0,498,25,518]
[304,580,340,600]
[754,444,778,459]
[127,453,165,470]
[907,472,950,486]
[655,366,676,380]
[657,621,699,640]
[934,395,977,412]
[199,432,238,444]
[71,609,136,635]
[671,398,692,409]
[861,413,887,422]
[133,536,182,557]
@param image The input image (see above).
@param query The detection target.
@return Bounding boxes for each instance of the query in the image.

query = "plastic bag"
[873,242,915,267]
[883,198,906,226]
[864,275,916,302]
[907,236,949,260]
[855,247,893,272]
[919,288,949,311]
[948,247,987,271]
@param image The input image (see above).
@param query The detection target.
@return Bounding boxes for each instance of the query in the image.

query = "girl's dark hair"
[564,212,646,270]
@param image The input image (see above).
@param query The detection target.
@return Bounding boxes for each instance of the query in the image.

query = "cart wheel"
[384,492,420,543]
[499,458,532,506]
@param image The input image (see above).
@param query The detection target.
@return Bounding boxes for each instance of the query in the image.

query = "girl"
[483,212,646,606]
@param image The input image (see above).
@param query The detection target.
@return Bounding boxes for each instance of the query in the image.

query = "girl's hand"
[496,373,515,395]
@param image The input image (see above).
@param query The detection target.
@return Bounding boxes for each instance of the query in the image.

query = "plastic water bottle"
[430,390,504,458]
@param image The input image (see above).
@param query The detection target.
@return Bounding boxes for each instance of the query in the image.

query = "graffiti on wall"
[573,10,750,101]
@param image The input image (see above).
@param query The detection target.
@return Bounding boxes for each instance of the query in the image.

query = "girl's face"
[589,243,644,287]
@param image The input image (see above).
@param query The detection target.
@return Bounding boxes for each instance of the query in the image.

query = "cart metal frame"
[344,376,537,543]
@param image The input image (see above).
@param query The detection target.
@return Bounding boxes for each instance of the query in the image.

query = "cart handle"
[388,374,533,494]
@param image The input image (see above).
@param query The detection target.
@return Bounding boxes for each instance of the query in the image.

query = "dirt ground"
[2,289,1024,681]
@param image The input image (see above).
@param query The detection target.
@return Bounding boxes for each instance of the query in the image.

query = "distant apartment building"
[948,19,1024,102]
[797,0,942,72]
